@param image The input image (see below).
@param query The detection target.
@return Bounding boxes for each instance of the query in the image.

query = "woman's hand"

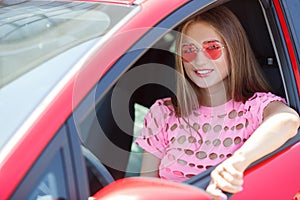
[206,153,248,199]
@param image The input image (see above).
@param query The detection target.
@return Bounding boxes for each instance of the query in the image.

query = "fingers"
[211,165,244,193]
[219,170,243,186]
[220,162,243,179]
[206,182,228,200]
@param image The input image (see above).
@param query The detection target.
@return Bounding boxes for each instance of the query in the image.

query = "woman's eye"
[182,48,189,53]
[182,44,197,53]
[206,45,221,50]
[183,48,193,53]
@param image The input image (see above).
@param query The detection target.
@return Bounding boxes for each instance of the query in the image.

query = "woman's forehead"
[182,21,224,44]
[182,21,223,43]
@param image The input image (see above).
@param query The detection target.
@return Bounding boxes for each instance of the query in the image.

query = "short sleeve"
[135,98,172,159]
[245,92,286,124]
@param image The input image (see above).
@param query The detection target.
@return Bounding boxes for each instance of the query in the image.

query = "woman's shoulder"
[150,97,175,114]
[143,97,176,127]
[243,92,286,122]
[151,97,174,108]
[246,92,286,104]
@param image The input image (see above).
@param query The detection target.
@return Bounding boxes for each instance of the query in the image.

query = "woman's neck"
[198,80,230,107]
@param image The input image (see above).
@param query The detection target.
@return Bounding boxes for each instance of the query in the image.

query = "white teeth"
[196,69,213,75]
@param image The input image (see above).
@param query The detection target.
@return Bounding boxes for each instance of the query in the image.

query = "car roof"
[76,0,141,5]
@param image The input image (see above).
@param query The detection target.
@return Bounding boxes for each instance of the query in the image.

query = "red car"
[0,0,299,199]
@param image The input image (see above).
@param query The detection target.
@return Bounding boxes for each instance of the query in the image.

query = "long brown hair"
[173,6,270,117]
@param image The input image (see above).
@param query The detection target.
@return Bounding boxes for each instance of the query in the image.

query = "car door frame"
[69,0,300,197]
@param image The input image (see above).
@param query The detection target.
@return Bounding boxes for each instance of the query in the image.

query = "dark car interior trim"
[12,126,90,199]
[281,0,300,63]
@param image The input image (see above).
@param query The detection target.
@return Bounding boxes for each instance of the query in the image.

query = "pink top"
[135,92,285,182]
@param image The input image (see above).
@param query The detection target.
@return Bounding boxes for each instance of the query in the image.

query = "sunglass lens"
[181,45,197,62]
[203,42,223,60]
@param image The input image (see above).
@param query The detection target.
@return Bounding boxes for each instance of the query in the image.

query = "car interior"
[77,0,289,195]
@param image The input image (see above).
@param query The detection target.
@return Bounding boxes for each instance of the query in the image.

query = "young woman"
[135,6,299,199]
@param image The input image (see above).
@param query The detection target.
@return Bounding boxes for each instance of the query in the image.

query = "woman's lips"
[194,69,214,77]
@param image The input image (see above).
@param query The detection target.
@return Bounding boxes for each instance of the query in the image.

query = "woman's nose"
[194,49,209,65]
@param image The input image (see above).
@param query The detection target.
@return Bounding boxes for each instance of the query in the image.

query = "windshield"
[0,0,135,149]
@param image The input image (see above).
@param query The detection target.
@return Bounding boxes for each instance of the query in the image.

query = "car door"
[9,125,90,200]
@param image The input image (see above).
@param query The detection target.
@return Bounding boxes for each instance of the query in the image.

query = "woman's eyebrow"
[203,39,222,44]
[182,39,222,46]
[181,42,195,46]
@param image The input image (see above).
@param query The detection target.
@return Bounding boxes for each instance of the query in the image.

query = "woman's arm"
[207,101,300,198]
[140,151,161,178]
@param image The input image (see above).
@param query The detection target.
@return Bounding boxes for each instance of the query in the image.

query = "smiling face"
[181,21,230,92]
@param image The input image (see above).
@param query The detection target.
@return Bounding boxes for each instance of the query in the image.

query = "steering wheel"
[81,145,114,192]
[184,164,233,199]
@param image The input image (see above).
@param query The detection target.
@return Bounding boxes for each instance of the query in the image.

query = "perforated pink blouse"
[135,92,285,182]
